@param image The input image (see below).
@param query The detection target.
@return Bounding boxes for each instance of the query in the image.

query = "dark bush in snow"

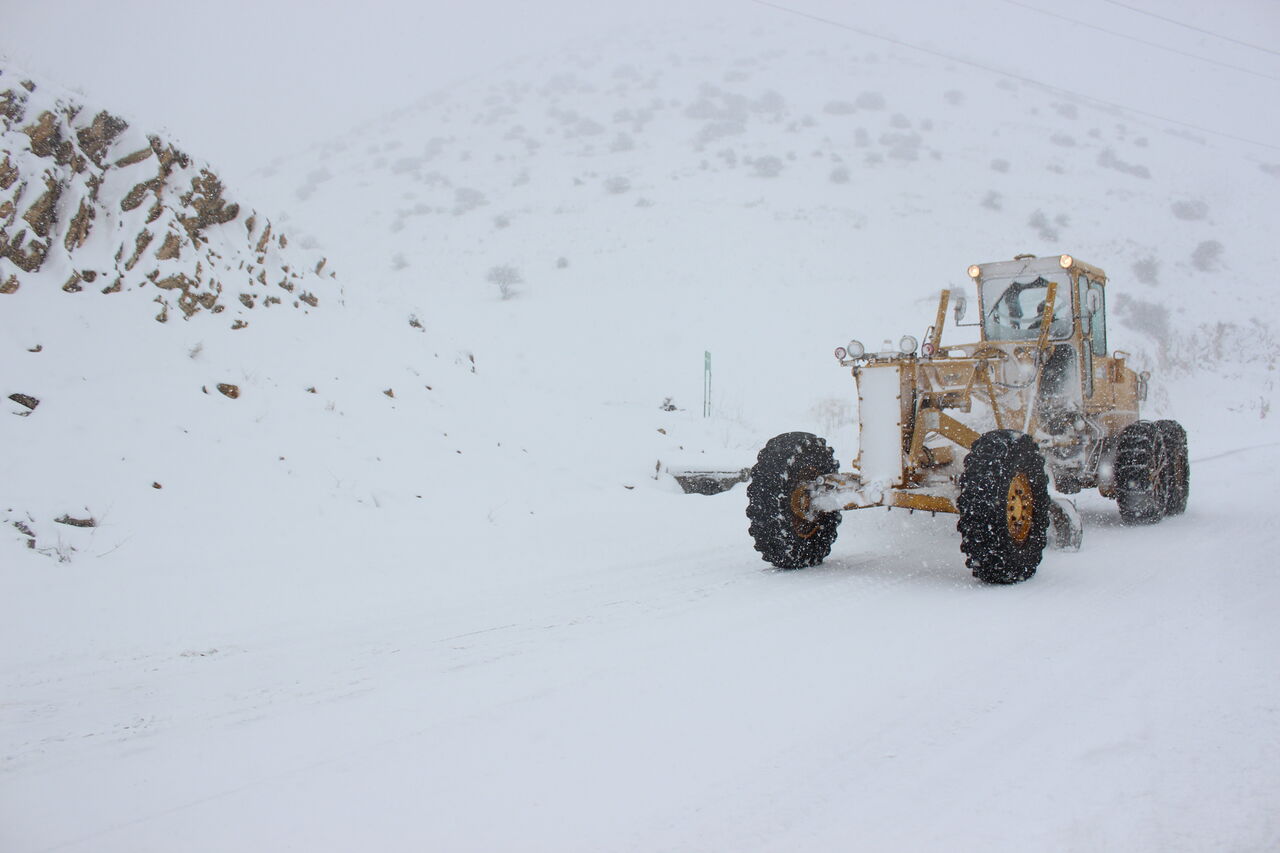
[751,155,784,177]
[1097,148,1151,179]
[1132,256,1160,285]
[1028,209,1059,241]
[486,265,523,299]
[855,91,886,110]
[1191,240,1224,272]
[1171,199,1209,221]
[453,187,487,215]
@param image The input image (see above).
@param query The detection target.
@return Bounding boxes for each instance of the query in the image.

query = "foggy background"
[4,0,1276,188]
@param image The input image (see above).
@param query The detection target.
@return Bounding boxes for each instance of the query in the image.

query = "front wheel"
[746,432,841,569]
[957,430,1051,584]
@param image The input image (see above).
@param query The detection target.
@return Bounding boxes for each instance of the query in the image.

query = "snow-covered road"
[5,441,1277,852]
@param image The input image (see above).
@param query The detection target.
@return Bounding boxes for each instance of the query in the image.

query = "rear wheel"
[746,432,841,569]
[1115,421,1168,525]
[957,430,1050,584]
[1156,419,1190,516]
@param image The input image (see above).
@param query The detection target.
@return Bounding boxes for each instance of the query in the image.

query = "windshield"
[980,273,1072,342]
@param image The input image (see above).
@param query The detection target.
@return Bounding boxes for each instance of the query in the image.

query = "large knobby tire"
[1156,419,1190,516]
[1115,421,1169,525]
[746,432,841,569]
[956,430,1051,584]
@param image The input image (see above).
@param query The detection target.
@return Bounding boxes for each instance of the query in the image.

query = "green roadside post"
[703,350,711,418]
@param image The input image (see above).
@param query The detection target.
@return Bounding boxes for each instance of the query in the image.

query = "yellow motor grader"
[746,254,1190,584]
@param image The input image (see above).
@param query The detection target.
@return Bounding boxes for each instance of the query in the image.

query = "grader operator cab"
[746,254,1189,584]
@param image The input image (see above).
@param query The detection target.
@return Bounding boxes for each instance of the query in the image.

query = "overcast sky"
[1,0,743,184]
[4,0,1277,186]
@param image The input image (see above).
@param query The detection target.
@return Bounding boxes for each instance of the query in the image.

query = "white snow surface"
[4,6,1280,852]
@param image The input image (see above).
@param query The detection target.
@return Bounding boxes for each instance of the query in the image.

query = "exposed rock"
[9,393,39,410]
[23,110,63,158]
[125,229,154,270]
[155,273,218,317]
[0,86,26,122]
[178,169,239,241]
[13,519,36,548]
[120,139,186,213]
[3,228,49,272]
[75,110,128,167]
[0,152,17,189]
[155,231,182,260]
[54,514,96,528]
[23,174,63,238]
[113,146,153,168]
[64,196,95,250]
[1,70,330,326]
[217,383,240,398]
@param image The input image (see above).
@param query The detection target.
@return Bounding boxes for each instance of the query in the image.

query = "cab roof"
[970,254,1107,283]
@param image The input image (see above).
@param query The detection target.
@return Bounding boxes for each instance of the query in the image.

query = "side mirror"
[951,291,967,323]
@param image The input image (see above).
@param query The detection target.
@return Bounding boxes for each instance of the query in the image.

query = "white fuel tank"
[856,364,905,488]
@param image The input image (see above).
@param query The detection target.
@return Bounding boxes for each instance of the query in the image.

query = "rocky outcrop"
[0,66,335,325]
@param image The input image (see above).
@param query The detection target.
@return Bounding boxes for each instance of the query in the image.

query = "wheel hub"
[1006,472,1034,543]
[790,484,820,539]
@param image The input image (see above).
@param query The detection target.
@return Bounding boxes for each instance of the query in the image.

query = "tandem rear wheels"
[1114,419,1191,525]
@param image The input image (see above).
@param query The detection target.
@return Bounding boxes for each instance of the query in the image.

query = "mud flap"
[1047,497,1083,551]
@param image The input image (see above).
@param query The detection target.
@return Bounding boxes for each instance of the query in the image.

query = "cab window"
[1083,276,1107,357]
[980,274,1072,342]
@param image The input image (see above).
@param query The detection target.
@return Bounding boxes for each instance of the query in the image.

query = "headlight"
[967,264,981,279]
[834,346,847,360]
[899,335,918,355]
[846,339,865,358]
[1059,254,1074,269]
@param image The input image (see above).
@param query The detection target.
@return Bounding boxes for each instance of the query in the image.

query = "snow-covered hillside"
[252,14,1280,445]
[3,5,1279,851]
